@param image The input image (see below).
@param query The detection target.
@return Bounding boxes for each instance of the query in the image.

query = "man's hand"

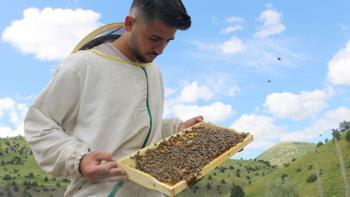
[79,151,127,183]
[178,115,204,132]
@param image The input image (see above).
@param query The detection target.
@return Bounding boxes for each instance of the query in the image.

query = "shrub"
[316,141,323,147]
[206,183,211,190]
[2,174,12,181]
[306,174,317,183]
[231,184,245,197]
[221,179,226,184]
[332,129,341,140]
[345,129,350,142]
[308,164,313,170]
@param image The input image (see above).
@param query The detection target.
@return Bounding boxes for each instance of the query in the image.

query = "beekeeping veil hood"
[71,22,125,53]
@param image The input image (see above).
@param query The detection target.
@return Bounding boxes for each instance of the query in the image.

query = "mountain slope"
[245,134,350,197]
[256,141,315,167]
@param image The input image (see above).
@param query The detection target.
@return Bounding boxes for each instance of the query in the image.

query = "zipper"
[89,49,153,196]
[141,67,153,148]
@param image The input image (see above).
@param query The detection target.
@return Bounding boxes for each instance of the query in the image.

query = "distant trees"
[208,175,212,180]
[306,174,317,183]
[231,184,245,197]
[339,121,350,132]
[346,129,350,143]
[332,129,341,141]
[206,183,211,190]
[2,174,13,181]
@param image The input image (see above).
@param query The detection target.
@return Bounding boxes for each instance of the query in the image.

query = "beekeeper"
[24,0,203,196]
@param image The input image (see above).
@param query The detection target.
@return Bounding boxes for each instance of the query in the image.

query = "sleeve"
[161,118,183,138]
[24,53,90,178]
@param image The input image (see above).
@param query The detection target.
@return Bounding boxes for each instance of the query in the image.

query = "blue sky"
[1,0,350,159]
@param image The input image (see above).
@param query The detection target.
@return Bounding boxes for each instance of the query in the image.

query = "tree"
[332,129,341,140]
[316,141,323,147]
[306,174,317,183]
[339,121,350,132]
[206,183,211,190]
[231,184,245,197]
[281,174,288,183]
[345,129,350,142]
[324,138,328,144]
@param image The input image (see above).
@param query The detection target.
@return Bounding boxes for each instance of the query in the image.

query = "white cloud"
[0,97,28,137]
[179,82,213,103]
[164,86,176,97]
[231,114,285,150]
[282,107,350,141]
[192,37,246,56]
[170,102,234,123]
[226,16,244,23]
[264,88,331,120]
[220,25,243,34]
[0,97,15,118]
[227,86,241,97]
[221,37,246,55]
[203,75,240,97]
[2,7,101,61]
[328,41,350,85]
[164,81,235,123]
[254,8,285,39]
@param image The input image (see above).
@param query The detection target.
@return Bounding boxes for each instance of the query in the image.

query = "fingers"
[93,161,116,173]
[185,116,204,126]
[81,158,128,183]
[110,167,127,177]
[91,151,113,162]
[195,115,204,122]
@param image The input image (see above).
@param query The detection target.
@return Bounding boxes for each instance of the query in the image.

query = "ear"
[124,16,135,32]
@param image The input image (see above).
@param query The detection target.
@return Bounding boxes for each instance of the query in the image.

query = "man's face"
[128,19,177,63]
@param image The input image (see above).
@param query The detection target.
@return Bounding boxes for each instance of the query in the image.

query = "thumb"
[195,115,204,122]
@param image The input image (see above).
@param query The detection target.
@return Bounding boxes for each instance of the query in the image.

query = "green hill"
[1,131,349,197]
[0,136,67,196]
[256,142,315,167]
[178,159,277,197]
[179,132,349,197]
[245,133,350,197]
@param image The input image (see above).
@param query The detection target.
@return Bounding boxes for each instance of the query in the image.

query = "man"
[24,0,203,196]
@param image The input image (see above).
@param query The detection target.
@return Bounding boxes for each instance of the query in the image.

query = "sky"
[1,0,350,159]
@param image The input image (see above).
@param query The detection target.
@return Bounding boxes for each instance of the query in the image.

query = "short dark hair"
[131,0,191,30]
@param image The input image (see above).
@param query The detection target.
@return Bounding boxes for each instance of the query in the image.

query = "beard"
[129,32,153,63]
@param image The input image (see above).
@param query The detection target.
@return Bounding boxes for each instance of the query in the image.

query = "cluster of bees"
[132,124,247,185]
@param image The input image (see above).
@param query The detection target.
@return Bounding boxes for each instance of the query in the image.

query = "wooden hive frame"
[116,122,253,197]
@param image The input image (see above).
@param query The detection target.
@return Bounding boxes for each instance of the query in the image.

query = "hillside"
[256,142,315,167]
[1,132,349,197]
[178,159,276,197]
[245,133,350,197]
[0,136,67,197]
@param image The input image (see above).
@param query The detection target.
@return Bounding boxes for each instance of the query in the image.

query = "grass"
[1,132,349,197]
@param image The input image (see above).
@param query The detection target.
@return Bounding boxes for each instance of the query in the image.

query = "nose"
[153,41,167,55]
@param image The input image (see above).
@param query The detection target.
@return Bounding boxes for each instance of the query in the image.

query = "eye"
[149,37,160,42]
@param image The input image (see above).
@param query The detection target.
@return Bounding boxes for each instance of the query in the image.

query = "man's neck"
[112,36,136,61]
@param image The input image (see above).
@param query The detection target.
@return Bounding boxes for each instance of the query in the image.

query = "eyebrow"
[151,34,175,41]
